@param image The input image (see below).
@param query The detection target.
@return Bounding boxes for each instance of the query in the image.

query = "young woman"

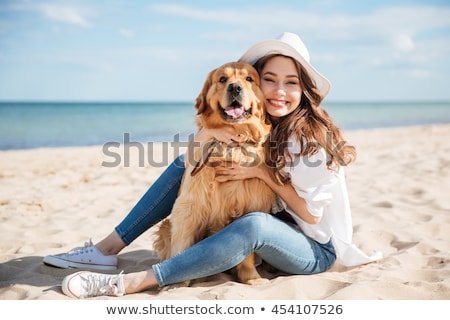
[46,32,381,298]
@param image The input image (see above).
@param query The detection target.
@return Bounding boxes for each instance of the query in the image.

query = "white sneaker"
[43,240,118,271]
[62,271,125,299]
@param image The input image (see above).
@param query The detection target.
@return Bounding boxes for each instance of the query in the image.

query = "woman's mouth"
[267,99,289,109]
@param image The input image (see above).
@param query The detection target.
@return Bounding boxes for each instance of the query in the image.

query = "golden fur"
[154,62,275,286]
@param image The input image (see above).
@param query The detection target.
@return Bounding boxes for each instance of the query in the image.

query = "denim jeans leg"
[115,154,185,245]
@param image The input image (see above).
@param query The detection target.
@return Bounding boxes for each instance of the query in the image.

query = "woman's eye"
[219,76,227,83]
[263,77,274,82]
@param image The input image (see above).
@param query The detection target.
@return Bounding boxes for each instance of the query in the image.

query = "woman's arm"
[215,163,321,224]
[259,167,321,224]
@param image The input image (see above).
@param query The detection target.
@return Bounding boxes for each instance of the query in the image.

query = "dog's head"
[195,62,265,126]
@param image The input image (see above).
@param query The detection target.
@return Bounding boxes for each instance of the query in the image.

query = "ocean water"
[0,101,449,150]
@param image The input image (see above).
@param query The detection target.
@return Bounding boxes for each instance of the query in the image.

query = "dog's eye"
[219,76,227,83]
[246,76,254,82]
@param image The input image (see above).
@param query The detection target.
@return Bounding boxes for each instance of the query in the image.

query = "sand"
[0,124,449,300]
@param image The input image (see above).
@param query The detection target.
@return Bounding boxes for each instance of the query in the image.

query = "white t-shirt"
[276,136,382,267]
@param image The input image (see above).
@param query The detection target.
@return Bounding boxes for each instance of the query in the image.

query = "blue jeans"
[152,212,336,287]
[114,154,336,287]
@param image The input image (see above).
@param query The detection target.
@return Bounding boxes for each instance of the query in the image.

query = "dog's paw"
[245,278,270,285]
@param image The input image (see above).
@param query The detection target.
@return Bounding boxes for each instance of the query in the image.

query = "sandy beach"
[0,124,449,300]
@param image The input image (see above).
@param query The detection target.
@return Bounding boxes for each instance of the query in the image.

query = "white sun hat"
[238,32,331,98]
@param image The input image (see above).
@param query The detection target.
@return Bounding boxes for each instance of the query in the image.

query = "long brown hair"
[253,54,356,184]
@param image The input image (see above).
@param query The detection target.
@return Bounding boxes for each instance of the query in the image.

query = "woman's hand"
[214,161,266,182]
[186,127,246,168]
[202,127,246,145]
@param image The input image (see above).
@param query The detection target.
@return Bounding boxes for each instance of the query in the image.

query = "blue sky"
[0,0,449,102]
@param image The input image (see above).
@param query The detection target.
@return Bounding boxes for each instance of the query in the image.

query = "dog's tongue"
[224,106,244,118]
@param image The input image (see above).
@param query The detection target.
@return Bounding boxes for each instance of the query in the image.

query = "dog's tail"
[153,219,172,261]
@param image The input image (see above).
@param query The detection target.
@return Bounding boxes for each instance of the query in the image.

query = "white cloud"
[392,34,415,53]
[38,4,93,28]
[148,4,450,50]
[3,1,94,28]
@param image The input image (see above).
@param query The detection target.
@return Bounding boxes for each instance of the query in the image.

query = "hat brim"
[238,39,331,98]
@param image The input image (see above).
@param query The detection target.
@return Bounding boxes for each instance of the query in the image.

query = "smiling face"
[259,56,303,119]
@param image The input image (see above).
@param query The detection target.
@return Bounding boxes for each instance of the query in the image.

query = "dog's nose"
[227,83,242,94]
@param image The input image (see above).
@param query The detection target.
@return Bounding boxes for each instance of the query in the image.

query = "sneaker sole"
[43,256,117,271]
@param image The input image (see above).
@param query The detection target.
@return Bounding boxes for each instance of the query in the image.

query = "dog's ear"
[195,68,215,115]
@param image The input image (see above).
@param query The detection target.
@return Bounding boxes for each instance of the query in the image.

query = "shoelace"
[66,239,95,256]
[81,271,124,297]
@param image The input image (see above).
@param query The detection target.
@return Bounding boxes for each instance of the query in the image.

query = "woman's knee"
[173,154,185,168]
[235,212,273,238]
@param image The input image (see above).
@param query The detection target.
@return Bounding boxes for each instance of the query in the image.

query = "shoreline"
[1,123,449,299]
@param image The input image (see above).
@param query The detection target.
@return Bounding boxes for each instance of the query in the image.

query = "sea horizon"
[1,100,449,151]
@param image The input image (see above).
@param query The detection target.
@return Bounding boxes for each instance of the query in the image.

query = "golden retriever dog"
[154,61,275,286]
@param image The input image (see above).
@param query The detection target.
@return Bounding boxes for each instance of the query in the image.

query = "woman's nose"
[275,84,286,94]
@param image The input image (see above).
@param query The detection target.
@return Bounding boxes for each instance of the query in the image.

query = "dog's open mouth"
[220,101,251,122]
